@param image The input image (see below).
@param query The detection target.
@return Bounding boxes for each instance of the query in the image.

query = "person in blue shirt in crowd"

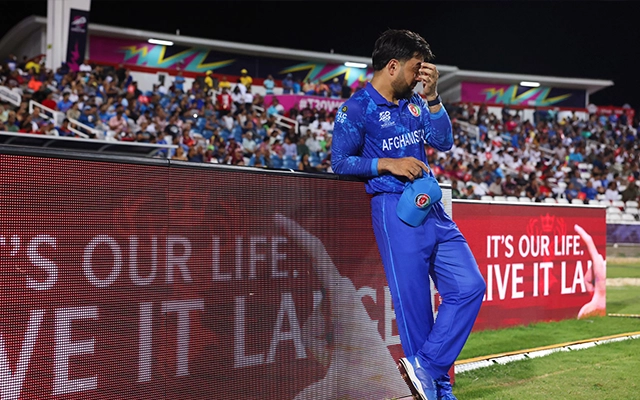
[282,73,293,94]
[57,91,74,113]
[263,74,275,95]
[174,69,186,93]
[329,77,342,98]
[292,78,301,95]
[78,105,97,128]
[331,29,485,400]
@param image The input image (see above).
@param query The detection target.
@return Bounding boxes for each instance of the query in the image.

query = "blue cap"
[396,175,442,227]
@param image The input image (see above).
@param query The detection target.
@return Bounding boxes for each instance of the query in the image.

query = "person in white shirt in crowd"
[79,61,92,73]
[489,176,504,196]
[243,88,254,112]
[604,181,620,202]
[241,131,257,156]
[305,131,322,154]
[282,135,298,159]
[308,112,334,134]
[502,147,515,166]
[506,154,523,171]
[450,138,466,161]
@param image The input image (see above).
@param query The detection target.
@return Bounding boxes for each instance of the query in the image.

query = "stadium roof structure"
[0,15,615,100]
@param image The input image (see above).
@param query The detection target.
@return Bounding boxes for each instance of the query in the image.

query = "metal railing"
[29,100,102,139]
[29,99,65,126]
[0,86,22,107]
[253,105,299,134]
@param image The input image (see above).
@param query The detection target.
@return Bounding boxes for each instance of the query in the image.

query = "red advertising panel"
[0,154,409,400]
[453,201,607,331]
[0,153,606,399]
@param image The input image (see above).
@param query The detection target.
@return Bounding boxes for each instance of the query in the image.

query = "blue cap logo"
[415,193,431,209]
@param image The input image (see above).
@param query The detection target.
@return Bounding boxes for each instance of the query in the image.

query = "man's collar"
[365,82,393,106]
[365,82,405,107]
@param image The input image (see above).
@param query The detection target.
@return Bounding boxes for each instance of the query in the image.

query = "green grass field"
[453,258,640,399]
[607,257,640,279]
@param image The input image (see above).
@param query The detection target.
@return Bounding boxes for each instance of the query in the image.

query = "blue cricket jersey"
[331,82,453,194]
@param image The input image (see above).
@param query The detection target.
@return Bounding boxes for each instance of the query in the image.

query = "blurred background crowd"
[1,55,638,217]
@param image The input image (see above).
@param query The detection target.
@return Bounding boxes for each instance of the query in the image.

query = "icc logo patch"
[415,193,431,209]
[408,103,421,118]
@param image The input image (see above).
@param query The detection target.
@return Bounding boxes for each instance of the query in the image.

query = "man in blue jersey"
[331,29,486,400]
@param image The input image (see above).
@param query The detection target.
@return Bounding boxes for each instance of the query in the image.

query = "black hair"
[372,29,435,71]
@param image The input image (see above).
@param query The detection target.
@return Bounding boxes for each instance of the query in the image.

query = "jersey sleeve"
[331,100,379,177]
[416,95,454,151]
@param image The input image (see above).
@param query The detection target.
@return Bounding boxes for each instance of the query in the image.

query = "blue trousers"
[371,193,486,379]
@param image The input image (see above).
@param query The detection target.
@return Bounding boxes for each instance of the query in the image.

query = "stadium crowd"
[1,55,639,212]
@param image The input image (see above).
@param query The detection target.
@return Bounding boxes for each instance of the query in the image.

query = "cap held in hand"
[396,175,442,227]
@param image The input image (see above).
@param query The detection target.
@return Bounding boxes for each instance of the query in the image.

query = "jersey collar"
[365,82,406,107]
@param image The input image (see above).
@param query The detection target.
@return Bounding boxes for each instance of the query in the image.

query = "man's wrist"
[426,94,441,107]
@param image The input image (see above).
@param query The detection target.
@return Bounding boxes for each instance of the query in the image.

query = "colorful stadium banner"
[454,201,607,330]
[263,94,345,113]
[0,153,604,399]
[66,9,90,72]
[461,81,587,108]
[88,36,373,88]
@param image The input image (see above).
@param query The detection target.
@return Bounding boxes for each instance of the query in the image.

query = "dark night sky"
[2,1,639,110]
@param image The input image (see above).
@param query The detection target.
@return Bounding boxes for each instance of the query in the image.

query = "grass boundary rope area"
[455,331,640,374]
[608,313,640,318]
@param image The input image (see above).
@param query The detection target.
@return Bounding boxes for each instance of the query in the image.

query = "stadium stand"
[1,50,638,211]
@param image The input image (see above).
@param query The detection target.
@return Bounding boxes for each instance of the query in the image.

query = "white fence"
[0,86,22,107]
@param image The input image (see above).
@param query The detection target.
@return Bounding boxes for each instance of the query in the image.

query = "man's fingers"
[419,160,430,173]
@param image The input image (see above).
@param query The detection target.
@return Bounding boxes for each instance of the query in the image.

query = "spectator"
[329,78,341,99]
[180,122,195,147]
[27,75,42,92]
[242,131,257,157]
[187,145,204,162]
[108,106,129,137]
[224,136,243,164]
[239,68,252,89]
[171,145,188,161]
[451,179,462,199]
[218,75,231,91]
[292,78,302,95]
[79,61,92,73]
[25,57,41,74]
[4,111,19,132]
[263,74,275,95]
[604,181,619,202]
[39,120,58,136]
[57,91,74,113]
[621,179,639,202]
[41,91,57,110]
[282,73,293,94]
[303,79,315,95]
[266,97,284,117]
[173,69,185,93]
[243,88,254,112]
[204,70,214,92]
[489,176,504,196]
[19,114,37,133]
[315,80,329,97]
[57,118,74,137]
[30,107,46,126]
[282,135,297,159]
